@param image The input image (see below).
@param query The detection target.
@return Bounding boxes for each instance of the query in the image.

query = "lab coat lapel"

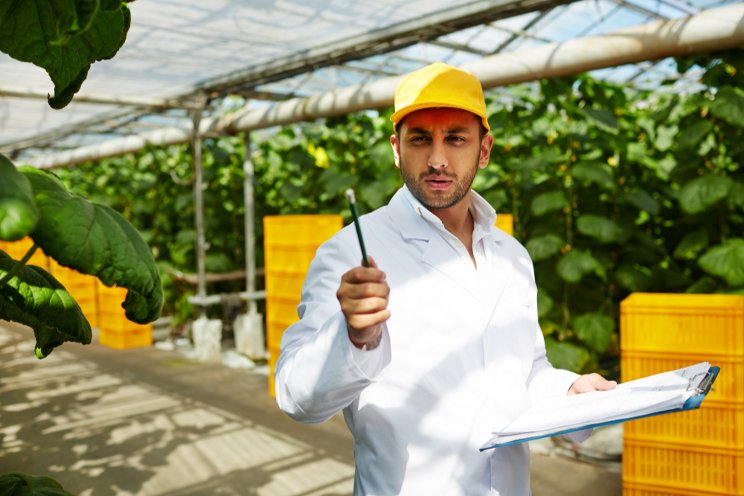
[482,228,513,313]
[420,235,482,300]
[389,189,482,301]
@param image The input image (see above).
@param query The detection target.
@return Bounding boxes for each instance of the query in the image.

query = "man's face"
[390,107,493,211]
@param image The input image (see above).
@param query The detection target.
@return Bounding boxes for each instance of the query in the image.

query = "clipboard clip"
[687,369,716,395]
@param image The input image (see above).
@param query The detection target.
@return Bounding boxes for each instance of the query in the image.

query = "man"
[275,62,615,495]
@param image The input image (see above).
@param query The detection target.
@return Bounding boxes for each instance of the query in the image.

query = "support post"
[191,108,207,319]
[243,133,257,315]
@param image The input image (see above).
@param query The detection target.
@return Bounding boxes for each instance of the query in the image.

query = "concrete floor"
[0,322,621,495]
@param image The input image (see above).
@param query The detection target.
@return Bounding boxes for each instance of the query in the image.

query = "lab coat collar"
[393,186,502,242]
[386,186,512,305]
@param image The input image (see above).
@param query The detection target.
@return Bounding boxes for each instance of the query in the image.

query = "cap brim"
[391,103,490,132]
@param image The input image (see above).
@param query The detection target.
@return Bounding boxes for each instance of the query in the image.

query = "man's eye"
[447,135,465,143]
[410,136,430,143]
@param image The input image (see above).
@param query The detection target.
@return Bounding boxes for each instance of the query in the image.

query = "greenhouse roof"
[1,0,742,167]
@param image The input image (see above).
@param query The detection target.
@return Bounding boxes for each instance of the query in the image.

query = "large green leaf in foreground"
[0,0,132,108]
[0,472,75,496]
[0,154,39,241]
[0,251,91,358]
[20,167,163,324]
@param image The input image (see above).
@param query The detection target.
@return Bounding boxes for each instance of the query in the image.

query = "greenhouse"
[1,0,743,494]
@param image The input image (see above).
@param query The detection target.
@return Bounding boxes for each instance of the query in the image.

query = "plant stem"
[563,178,574,331]
[0,243,39,289]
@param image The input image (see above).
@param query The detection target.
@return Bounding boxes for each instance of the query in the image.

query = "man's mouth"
[424,176,453,190]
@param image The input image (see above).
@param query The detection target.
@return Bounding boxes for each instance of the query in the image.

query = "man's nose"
[428,141,448,169]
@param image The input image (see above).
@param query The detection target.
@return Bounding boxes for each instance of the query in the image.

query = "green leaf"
[531,191,567,216]
[654,125,677,152]
[627,141,648,163]
[615,263,652,292]
[642,154,677,180]
[556,249,605,283]
[0,473,74,496]
[537,288,554,318]
[582,108,619,134]
[709,85,744,128]
[545,337,590,372]
[677,119,713,150]
[0,1,132,108]
[19,167,163,323]
[678,175,733,214]
[729,181,744,210]
[319,168,355,199]
[0,154,39,241]
[572,312,615,353]
[526,234,564,261]
[622,189,660,216]
[571,162,615,190]
[0,251,91,358]
[673,228,709,259]
[686,275,719,294]
[699,239,744,286]
[576,214,624,243]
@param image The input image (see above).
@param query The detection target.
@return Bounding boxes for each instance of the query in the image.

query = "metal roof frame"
[1,0,742,166]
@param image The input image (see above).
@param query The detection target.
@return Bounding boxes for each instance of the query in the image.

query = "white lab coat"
[275,187,580,495]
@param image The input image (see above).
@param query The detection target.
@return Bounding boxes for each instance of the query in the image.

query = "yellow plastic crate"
[263,215,343,247]
[266,321,287,350]
[263,215,343,393]
[99,327,153,350]
[48,261,99,326]
[0,237,49,268]
[622,351,744,404]
[264,269,306,301]
[620,293,744,356]
[98,311,153,334]
[265,295,300,323]
[623,439,744,495]
[263,215,343,273]
[96,284,152,346]
[75,295,99,330]
[267,345,279,398]
[624,480,738,496]
[98,284,127,313]
[494,213,513,236]
[265,296,301,349]
[49,261,97,293]
[624,401,744,450]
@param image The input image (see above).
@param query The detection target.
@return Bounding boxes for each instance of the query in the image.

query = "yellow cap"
[390,62,490,132]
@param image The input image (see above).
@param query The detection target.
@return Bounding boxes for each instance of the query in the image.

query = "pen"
[345,188,370,267]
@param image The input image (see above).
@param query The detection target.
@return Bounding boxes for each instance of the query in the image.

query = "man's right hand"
[336,256,390,350]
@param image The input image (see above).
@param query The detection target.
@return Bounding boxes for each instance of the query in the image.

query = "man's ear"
[390,134,401,169]
[478,133,494,169]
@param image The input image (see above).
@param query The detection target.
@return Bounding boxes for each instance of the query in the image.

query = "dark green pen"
[345,188,370,267]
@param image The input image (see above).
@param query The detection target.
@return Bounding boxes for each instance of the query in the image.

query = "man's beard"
[400,159,478,210]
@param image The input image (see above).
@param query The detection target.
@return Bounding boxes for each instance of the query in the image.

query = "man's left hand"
[568,373,617,395]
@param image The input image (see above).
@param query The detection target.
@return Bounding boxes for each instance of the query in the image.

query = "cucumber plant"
[0,153,163,358]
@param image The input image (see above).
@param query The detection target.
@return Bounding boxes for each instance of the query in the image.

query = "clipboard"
[480,365,719,451]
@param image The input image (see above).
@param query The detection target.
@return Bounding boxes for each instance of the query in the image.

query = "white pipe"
[465,2,744,85]
[0,85,203,109]
[25,2,744,169]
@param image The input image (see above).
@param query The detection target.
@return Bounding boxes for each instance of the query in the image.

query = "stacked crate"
[48,259,99,329]
[97,284,153,349]
[495,213,513,236]
[263,215,343,396]
[0,237,49,269]
[621,293,744,496]
[1,237,152,349]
